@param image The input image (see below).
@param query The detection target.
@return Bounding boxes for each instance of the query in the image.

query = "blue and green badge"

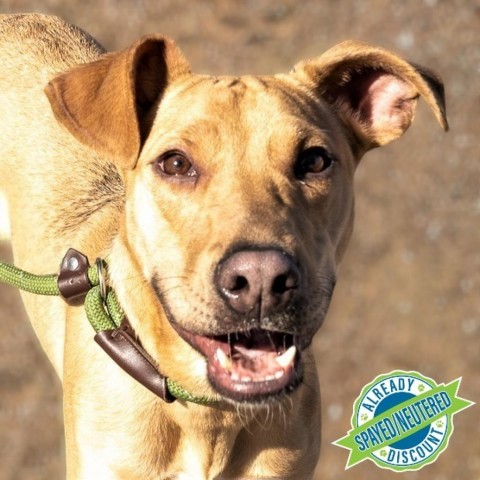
[334,370,474,472]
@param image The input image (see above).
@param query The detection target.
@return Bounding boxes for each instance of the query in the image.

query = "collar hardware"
[57,248,91,306]
[0,248,218,405]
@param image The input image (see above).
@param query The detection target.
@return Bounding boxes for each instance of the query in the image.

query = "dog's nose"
[216,249,300,316]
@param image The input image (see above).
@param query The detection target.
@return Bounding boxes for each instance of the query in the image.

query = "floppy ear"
[45,35,191,169]
[292,40,448,151]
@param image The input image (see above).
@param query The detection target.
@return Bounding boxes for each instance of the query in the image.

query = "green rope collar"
[0,250,216,405]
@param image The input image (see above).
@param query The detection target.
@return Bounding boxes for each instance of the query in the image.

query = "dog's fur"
[0,14,447,480]
[0,192,9,240]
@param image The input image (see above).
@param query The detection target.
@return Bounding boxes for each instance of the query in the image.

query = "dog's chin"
[168,318,306,404]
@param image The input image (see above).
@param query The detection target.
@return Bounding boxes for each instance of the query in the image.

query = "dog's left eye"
[294,147,334,179]
[156,152,197,177]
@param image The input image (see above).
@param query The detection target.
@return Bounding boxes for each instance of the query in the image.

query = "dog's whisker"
[234,404,255,434]
[266,331,276,351]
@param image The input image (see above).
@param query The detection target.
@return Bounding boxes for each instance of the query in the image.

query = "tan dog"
[0,13,447,480]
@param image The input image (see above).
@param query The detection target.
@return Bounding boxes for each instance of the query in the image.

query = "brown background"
[0,1,478,479]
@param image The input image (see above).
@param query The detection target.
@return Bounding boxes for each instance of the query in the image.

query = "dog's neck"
[101,229,319,479]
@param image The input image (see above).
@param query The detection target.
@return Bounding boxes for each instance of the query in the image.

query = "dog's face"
[126,75,355,399]
[46,38,447,402]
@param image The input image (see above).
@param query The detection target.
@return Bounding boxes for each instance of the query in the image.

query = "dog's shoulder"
[0,14,105,71]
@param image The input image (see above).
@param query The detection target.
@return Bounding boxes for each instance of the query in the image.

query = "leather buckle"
[57,249,91,306]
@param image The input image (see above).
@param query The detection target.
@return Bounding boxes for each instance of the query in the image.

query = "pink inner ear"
[356,72,418,143]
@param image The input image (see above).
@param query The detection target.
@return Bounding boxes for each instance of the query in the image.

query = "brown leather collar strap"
[94,317,176,403]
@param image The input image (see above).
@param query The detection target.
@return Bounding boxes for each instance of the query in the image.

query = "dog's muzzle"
[165,248,311,403]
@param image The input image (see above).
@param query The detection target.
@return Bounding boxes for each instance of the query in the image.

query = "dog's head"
[46,38,447,403]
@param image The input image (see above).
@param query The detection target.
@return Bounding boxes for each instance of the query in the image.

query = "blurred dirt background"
[0,0,479,479]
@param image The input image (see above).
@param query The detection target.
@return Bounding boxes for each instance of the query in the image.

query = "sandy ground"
[0,1,478,479]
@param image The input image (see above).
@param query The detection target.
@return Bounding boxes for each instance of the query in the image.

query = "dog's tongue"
[216,344,296,383]
[205,330,299,400]
[233,345,280,378]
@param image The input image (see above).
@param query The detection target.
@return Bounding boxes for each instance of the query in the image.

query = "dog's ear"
[292,40,448,151]
[45,36,190,169]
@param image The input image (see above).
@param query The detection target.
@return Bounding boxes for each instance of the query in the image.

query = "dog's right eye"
[156,152,197,178]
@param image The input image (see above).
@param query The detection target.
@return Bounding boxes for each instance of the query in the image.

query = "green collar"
[0,248,217,405]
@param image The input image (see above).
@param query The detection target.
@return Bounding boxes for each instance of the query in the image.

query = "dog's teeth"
[276,346,297,369]
[216,348,233,372]
[274,370,284,379]
[241,376,253,383]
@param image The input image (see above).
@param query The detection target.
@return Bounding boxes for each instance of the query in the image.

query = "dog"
[0,192,9,240]
[0,13,447,480]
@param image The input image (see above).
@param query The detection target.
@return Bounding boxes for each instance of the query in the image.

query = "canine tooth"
[274,371,284,379]
[216,348,233,372]
[276,346,296,368]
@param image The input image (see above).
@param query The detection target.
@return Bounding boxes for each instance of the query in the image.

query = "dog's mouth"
[172,323,302,402]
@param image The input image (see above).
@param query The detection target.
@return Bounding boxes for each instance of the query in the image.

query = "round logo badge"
[334,371,473,472]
